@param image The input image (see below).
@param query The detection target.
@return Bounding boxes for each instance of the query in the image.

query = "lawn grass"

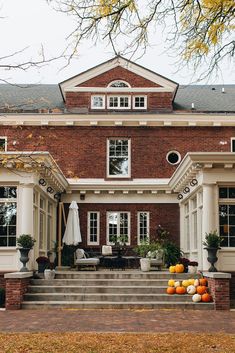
[0,333,234,353]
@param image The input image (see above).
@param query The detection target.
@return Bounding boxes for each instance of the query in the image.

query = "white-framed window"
[0,137,7,152]
[91,95,105,109]
[107,138,131,178]
[108,80,130,88]
[137,212,150,244]
[166,150,181,165]
[107,211,130,245]
[108,96,131,109]
[0,186,17,247]
[133,96,147,109]
[219,187,235,247]
[87,211,100,245]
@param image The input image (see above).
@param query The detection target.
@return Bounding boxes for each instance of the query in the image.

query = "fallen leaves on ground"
[0,333,234,353]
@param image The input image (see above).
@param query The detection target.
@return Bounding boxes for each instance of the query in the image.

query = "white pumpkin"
[174,281,181,288]
[194,279,200,287]
[187,285,197,295]
[192,293,202,302]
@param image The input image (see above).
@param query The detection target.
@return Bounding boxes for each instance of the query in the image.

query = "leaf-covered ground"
[0,333,234,353]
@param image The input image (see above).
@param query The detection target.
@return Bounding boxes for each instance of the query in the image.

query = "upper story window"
[107,139,130,178]
[91,95,105,109]
[133,96,147,109]
[108,96,131,109]
[0,137,7,152]
[108,80,130,88]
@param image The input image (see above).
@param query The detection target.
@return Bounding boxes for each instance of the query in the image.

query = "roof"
[0,84,234,113]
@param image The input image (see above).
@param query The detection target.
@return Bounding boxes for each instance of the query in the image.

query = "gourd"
[174,281,181,288]
[194,279,200,287]
[169,266,176,273]
[175,264,184,273]
[182,280,190,287]
[176,286,186,294]
[199,278,208,286]
[188,279,195,285]
[166,287,176,295]
[192,293,201,302]
[196,285,207,295]
[168,279,175,287]
[201,293,212,302]
[187,285,197,295]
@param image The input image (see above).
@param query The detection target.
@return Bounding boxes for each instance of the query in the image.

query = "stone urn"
[19,248,31,272]
[44,269,56,280]
[205,247,220,272]
[140,258,151,272]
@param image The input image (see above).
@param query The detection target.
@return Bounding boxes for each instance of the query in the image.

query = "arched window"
[108,80,130,88]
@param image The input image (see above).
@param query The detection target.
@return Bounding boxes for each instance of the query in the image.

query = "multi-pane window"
[0,137,7,152]
[133,96,147,109]
[138,212,149,244]
[87,212,100,245]
[109,81,130,87]
[219,187,235,247]
[108,96,130,109]
[0,187,17,247]
[107,212,130,244]
[91,95,105,109]
[108,139,130,177]
[47,202,53,250]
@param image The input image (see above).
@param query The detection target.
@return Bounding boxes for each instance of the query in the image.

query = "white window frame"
[219,186,235,248]
[231,138,235,152]
[0,186,17,248]
[108,96,131,110]
[107,138,131,178]
[137,212,150,245]
[87,211,100,245]
[0,136,7,152]
[91,95,105,109]
[133,96,147,110]
[108,80,131,88]
[106,211,130,245]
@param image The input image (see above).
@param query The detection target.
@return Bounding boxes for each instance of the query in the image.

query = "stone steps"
[22,270,214,310]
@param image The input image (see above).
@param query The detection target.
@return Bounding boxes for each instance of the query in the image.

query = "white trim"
[108,80,131,88]
[106,211,131,245]
[64,87,173,93]
[133,96,147,110]
[87,211,100,246]
[107,96,131,110]
[91,95,105,109]
[137,211,150,245]
[0,136,7,152]
[107,138,131,178]
[166,150,181,165]
[231,137,235,152]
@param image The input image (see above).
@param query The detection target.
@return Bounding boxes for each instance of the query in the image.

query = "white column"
[179,203,185,251]
[201,184,217,270]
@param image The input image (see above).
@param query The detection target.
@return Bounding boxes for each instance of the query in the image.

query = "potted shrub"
[203,230,222,272]
[36,256,50,273]
[17,234,36,272]
[134,240,151,271]
[188,261,198,274]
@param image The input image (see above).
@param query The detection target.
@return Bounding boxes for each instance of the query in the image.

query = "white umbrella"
[62,201,82,245]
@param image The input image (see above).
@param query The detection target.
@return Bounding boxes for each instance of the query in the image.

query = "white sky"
[0,0,234,85]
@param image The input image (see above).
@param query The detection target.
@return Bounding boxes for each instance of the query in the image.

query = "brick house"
[0,55,235,273]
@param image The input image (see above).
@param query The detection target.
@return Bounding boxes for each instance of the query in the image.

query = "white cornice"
[64,87,174,93]
[0,113,235,127]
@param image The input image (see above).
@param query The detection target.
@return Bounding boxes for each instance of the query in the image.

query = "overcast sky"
[0,0,234,85]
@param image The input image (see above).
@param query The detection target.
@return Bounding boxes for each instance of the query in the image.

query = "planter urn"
[140,258,151,272]
[205,247,220,272]
[19,248,31,272]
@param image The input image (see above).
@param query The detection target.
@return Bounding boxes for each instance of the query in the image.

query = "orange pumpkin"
[166,287,176,295]
[201,293,212,302]
[176,286,186,294]
[175,264,184,273]
[199,278,208,286]
[196,285,207,295]
[169,266,176,273]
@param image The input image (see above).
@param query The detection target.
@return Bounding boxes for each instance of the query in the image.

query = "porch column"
[202,183,217,270]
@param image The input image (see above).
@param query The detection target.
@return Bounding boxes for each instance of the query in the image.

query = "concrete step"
[21,300,214,310]
[27,285,167,294]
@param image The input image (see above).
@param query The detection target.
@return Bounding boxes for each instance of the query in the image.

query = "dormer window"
[108,80,130,88]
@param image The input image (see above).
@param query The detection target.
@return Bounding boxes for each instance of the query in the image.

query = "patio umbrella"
[62,201,82,245]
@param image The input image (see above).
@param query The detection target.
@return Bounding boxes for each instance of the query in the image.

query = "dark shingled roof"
[0,83,234,113]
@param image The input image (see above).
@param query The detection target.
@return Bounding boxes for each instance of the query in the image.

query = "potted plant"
[17,234,36,272]
[36,256,50,273]
[188,261,198,274]
[203,230,222,272]
[134,240,152,271]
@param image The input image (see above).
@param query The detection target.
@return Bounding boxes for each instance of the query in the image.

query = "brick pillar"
[4,272,33,310]
[203,272,231,310]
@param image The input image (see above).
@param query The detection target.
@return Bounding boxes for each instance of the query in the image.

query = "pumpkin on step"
[196,285,207,295]
[192,293,201,302]
[201,293,212,302]
[169,266,176,273]
[168,279,175,287]
[175,264,184,273]
[199,278,208,286]
[166,287,176,295]
[174,281,181,288]
[176,286,186,294]
[187,285,197,295]
[182,280,190,287]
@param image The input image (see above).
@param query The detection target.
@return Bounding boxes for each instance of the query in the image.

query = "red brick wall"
[1,125,234,179]
[5,277,30,310]
[65,92,173,112]
[63,203,180,247]
[78,67,161,87]
[207,277,230,310]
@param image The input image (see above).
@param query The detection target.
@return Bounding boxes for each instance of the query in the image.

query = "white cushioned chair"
[75,249,100,271]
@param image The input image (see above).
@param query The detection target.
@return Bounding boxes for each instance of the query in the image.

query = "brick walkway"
[0,309,235,333]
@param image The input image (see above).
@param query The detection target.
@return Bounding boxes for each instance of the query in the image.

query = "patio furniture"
[75,249,100,271]
[149,249,164,270]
